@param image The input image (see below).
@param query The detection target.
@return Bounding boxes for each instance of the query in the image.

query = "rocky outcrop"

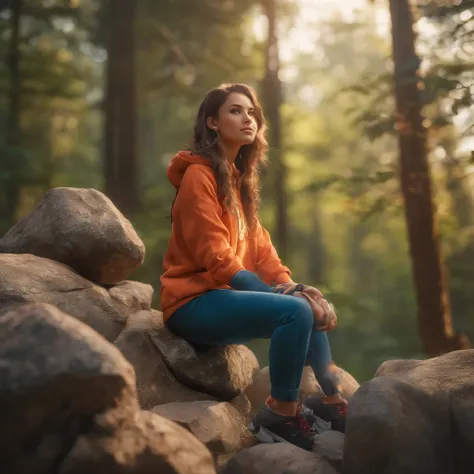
[0,253,130,341]
[0,303,215,474]
[0,186,364,474]
[0,187,145,284]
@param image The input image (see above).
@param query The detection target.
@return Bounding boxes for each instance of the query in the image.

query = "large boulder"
[59,410,216,474]
[153,401,249,459]
[245,364,359,416]
[0,253,132,341]
[114,310,215,409]
[0,187,145,284]
[221,444,338,474]
[342,376,453,474]
[375,349,474,394]
[0,302,138,474]
[0,302,216,474]
[371,350,474,474]
[150,315,260,400]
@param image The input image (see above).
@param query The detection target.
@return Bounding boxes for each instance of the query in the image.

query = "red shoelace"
[296,405,313,433]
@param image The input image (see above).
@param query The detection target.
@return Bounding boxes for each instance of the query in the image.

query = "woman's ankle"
[265,395,298,416]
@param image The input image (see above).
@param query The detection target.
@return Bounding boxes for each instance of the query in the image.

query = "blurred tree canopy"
[1,0,474,380]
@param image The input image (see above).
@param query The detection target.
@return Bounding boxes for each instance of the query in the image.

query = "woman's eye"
[231,108,240,114]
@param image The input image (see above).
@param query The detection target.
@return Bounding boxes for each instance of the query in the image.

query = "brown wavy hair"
[191,83,268,233]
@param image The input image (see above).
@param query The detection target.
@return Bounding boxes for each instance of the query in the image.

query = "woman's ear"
[206,116,218,132]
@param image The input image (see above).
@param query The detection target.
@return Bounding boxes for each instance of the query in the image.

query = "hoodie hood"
[167,151,211,190]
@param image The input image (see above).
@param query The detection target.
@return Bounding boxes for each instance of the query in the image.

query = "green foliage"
[0,145,37,184]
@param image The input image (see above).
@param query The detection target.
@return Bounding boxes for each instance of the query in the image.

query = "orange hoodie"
[160,151,292,322]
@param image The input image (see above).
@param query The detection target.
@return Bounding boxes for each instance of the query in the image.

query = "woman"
[160,83,347,451]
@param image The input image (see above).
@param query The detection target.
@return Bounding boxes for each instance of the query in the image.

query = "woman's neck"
[218,141,240,164]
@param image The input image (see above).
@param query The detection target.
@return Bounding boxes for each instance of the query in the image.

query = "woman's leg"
[167,289,314,403]
[306,330,338,396]
[305,330,348,433]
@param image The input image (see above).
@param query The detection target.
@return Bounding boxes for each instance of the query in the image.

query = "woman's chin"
[223,136,255,148]
[239,136,256,146]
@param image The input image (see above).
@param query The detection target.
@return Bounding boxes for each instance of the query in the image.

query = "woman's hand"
[315,298,337,332]
[273,282,323,299]
[273,283,337,332]
[294,291,337,332]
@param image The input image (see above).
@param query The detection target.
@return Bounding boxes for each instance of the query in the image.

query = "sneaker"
[300,404,333,434]
[303,394,348,433]
[248,404,314,451]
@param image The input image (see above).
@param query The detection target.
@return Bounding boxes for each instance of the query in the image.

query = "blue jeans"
[166,289,338,401]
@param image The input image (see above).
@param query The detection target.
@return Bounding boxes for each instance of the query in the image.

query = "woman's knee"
[281,296,314,330]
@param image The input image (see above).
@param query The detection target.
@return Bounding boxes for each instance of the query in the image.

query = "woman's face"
[208,92,258,147]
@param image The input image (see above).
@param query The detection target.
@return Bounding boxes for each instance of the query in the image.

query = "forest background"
[2,0,474,381]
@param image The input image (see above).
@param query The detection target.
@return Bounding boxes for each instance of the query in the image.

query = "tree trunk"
[262,0,288,259]
[104,0,139,217]
[388,0,470,356]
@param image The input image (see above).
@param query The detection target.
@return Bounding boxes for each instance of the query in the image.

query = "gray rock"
[0,187,145,284]
[450,384,474,472]
[153,400,249,458]
[375,349,474,394]
[114,310,214,409]
[221,443,338,474]
[312,431,344,473]
[59,410,217,474]
[343,377,454,474]
[230,392,252,418]
[108,280,154,312]
[150,314,260,400]
[372,350,474,474]
[0,302,138,474]
[0,253,131,341]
